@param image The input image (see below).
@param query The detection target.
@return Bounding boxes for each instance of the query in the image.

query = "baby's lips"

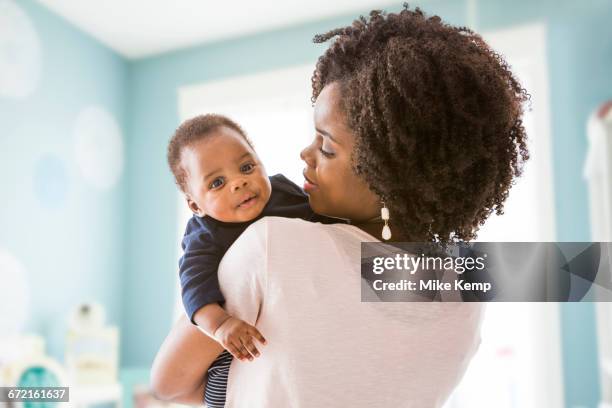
[236,193,257,207]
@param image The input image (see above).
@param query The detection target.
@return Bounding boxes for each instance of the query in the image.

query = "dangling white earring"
[381,201,391,240]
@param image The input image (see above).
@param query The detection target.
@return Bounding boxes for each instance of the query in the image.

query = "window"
[445,22,563,408]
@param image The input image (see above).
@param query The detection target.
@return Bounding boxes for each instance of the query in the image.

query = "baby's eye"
[209,177,225,189]
[240,162,255,173]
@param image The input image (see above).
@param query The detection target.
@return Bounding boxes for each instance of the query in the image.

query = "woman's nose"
[300,142,315,166]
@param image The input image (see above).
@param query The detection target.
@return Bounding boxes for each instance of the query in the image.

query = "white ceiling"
[37,0,393,59]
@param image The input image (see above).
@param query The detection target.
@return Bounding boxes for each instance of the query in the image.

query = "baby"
[167,114,339,408]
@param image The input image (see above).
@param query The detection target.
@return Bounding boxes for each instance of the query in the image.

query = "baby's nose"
[231,178,248,192]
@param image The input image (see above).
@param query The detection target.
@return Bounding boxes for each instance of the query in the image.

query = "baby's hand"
[213,316,267,361]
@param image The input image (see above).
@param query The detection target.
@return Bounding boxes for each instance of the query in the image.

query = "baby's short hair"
[167,114,252,193]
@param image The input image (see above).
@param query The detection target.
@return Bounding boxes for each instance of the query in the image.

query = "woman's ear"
[186,196,205,217]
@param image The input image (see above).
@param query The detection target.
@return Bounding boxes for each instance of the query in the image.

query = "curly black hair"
[312,4,530,244]
[167,114,252,193]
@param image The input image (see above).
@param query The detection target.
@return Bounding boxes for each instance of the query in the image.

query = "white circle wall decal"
[74,106,124,190]
[0,249,30,335]
[0,0,42,99]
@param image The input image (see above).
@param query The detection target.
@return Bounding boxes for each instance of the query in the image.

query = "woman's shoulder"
[234,217,327,248]
[220,217,345,286]
[248,216,377,242]
[226,217,380,269]
[231,217,376,266]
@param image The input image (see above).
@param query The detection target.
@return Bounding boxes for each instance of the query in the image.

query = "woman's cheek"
[318,159,335,182]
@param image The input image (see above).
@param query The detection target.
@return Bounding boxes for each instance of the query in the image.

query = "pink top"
[218,217,483,407]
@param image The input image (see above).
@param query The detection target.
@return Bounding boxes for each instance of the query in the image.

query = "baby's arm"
[180,223,266,361]
[193,303,266,361]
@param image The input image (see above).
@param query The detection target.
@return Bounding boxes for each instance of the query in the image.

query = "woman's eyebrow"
[316,127,340,144]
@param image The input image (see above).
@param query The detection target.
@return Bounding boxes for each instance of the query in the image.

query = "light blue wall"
[0,0,128,359]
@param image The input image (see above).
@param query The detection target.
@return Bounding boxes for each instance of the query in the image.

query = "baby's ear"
[186,196,205,217]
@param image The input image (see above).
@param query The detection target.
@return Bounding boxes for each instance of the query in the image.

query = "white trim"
[587,108,612,404]
[467,0,478,31]
[178,64,314,122]
[532,303,564,408]
[448,22,563,408]
[483,22,557,242]
[483,22,563,408]
[173,192,188,321]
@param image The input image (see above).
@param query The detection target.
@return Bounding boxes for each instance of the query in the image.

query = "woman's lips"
[303,172,318,192]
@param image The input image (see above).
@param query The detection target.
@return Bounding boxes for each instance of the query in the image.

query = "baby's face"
[181,126,272,222]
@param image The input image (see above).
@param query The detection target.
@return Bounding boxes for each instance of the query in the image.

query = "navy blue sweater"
[179,173,339,322]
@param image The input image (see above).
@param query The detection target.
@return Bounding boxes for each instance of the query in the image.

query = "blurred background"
[1,0,611,407]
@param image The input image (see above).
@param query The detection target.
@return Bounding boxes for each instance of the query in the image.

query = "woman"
[151,6,528,407]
